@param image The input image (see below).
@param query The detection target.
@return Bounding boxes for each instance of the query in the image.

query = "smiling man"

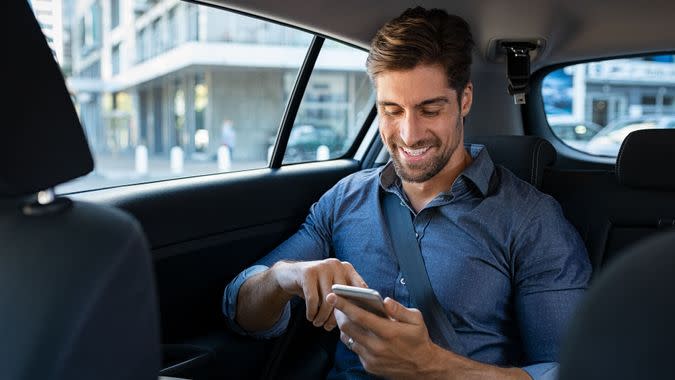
[223,7,590,380]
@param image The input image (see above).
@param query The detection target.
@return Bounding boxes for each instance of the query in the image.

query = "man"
[223,7,591,380]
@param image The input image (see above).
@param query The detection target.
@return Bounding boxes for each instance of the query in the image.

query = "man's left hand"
[326,293,445,379]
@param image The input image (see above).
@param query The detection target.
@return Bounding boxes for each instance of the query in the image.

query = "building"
[544,55,675,126]
[29,0,65,65]
[65,0,371,163]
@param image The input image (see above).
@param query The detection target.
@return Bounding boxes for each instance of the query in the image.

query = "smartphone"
[331,284,387,318]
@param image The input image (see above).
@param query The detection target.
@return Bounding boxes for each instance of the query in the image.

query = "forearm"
[235,264,293,332]
[422,345,531,380]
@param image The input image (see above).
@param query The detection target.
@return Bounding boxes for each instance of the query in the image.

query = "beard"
[385,119,462,183]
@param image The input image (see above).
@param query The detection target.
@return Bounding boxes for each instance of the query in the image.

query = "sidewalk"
[56,152,268,194]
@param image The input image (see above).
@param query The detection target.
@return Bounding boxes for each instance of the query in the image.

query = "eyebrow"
[377,96,449,108]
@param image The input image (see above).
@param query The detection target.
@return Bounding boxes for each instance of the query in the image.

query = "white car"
[585,116,675,156]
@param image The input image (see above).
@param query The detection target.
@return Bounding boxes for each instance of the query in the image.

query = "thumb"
[384,297,423,325]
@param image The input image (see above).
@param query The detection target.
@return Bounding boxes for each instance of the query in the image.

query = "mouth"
[399,146,432,161]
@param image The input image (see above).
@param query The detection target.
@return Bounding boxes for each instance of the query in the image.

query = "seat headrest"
[1,1,93,197]
[616,129,675,191]
[558,231,675,380]
[468,135,556,188]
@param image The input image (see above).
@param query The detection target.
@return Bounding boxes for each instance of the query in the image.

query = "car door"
[50,2,378,378]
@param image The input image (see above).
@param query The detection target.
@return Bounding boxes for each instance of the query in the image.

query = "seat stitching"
[532,140,543,186]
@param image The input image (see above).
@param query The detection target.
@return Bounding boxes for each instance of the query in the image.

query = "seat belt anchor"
[502,41,538,105]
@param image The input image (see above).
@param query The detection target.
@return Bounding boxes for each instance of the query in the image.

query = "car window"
[283,40,374,164]
[33,1,316,193]
[542,54,675,157]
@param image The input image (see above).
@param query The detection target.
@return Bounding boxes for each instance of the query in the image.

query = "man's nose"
[399,113,424,147]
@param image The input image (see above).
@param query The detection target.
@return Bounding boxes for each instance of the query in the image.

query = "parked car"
[586,115,675,156]
[285,124,344,163]
[550,120,603,150]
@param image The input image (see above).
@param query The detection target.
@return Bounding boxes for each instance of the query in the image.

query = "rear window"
[542,54,675,157]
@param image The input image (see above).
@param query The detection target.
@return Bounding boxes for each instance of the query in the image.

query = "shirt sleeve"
[522,362,559,380]
[222,265,291,338]
[512,194,592,365]
[222,181,341,337]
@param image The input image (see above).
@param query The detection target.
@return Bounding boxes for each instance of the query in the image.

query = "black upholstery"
[558,231,675,380]
[469,135,556,188]
[543,169,675,271]
[1,0,93,197]
[0,2,160,379]
[0,201,160,380]
[543,129,675,271]
[616,129,675,191]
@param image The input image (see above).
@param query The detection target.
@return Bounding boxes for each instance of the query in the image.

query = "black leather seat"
[558,231,675,380]
[468,135,556,188]
[0,2,160,379]
[543,129,675,271]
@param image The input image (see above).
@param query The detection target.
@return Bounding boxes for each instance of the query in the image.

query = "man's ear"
[461,82,473,117]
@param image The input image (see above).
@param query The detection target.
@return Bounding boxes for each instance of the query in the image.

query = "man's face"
[376,64,473,183]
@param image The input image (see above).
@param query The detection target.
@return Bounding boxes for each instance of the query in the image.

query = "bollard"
[135,145,148,175]
[218,145,232,171]
[170,146,184,174]
[316,145,330,161]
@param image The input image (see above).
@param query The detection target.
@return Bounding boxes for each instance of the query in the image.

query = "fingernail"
[326,293,336,304]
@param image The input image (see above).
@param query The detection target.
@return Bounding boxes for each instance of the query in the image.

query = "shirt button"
[400,277,406,285]
[415,232,419,238]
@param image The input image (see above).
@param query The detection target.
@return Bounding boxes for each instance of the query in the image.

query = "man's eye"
[383,109,403,116]
[421,110,440,117]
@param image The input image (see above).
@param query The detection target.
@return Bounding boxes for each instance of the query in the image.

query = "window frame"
[527,51,675,168]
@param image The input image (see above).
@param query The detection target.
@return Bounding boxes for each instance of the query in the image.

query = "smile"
[401,146,431,157]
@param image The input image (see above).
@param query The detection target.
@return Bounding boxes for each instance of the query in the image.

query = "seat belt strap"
[382,191,466,355]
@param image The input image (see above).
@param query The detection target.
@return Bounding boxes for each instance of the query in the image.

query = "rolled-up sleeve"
[222,265,291,338]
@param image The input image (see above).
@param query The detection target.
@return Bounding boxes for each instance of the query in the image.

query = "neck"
[401,147,472,213]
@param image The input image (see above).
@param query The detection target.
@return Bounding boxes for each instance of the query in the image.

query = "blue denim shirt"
[223,144,591,380]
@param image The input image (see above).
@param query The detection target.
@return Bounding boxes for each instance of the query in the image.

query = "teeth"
[402,147,430,156]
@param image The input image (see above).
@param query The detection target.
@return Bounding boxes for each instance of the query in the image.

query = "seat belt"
[382,191,466,355]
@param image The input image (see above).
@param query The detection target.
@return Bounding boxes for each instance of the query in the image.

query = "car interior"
[4,0,675,379]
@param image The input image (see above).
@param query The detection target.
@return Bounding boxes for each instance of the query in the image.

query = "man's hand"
[271,258,367,331]
[326,294,531,380]
[327,293,442,379]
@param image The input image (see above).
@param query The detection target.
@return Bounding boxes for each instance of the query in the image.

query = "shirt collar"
[379,143,495,198]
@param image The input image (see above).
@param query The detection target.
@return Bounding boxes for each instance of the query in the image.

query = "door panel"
[72,159,361,376]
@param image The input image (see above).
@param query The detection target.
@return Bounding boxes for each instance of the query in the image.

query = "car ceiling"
[204,0,675,71]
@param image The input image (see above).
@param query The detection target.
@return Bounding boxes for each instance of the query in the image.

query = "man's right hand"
[271,258,367,331]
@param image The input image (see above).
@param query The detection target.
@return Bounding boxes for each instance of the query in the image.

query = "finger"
[383,297,424,325]
[312,275,334,327]
[327,293,384,336]
[303,282,320,321]
[342,262,368,288]
[323,313,337,331]
[340,332,367,358]
[334,307,371,340]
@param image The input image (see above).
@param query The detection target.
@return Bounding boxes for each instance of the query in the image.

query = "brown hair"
[366,7,475,95]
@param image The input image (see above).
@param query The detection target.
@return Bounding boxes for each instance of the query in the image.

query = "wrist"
[269,261,298,300]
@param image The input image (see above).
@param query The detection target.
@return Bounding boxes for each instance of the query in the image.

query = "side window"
[283,40,374,164]
[542,54,675,157]
[33,1,314,193]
